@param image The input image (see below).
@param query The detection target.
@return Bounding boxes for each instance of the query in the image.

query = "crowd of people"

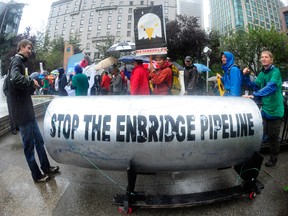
[2,38,285,184]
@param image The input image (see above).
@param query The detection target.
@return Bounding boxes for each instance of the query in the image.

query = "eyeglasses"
[185,60,191,63]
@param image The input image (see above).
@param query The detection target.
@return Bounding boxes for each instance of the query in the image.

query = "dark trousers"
[263,118,282,162]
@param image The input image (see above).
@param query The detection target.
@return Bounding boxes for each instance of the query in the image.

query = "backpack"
[168,64,181,95]
[227,64,250,95]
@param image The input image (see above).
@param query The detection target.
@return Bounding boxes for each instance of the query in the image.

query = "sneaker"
[34,174,51,183]
[265,160,277,167]
[45,166,59,174]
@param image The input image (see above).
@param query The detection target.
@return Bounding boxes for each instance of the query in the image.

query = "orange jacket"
[150,61,172,95]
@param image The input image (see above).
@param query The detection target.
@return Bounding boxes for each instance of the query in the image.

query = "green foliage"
[220,26,288,75]
[93,35,115,60]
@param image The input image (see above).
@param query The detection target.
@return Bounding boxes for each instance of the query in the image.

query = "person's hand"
[216,73,222,79]
[149,64,155,73]
[242,94,254,99]
[242,67,250,75]
[33,79,40,88]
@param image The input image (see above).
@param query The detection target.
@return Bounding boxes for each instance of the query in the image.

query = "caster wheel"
[118,206,132,214]
[249,192,256,200]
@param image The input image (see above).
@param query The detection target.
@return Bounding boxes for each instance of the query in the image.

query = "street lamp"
[203,46,212,94]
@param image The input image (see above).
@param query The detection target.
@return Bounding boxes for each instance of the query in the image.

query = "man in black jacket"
[183,56,199,95]
[6,39,59,182]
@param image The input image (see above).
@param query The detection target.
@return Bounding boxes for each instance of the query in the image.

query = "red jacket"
[101,74,111,91]
[130,64,150,95]
[150,61,172,95]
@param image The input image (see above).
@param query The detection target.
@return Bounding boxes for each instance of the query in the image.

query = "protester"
[41,74,49,95]
[130,57,150,95]
[183,56,199,95]
[57,67,68,96]
[149,54,173,95]
[5,39,59,182]
[217,51,242,96]
[71,64,89,96]
[242,50,284,167]
[111,68,123,95]
[100,71,111,95]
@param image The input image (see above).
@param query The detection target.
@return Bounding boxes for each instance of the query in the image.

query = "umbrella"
[95,56,118,70]
[107,41,135,52]
[118,55,150,64]
[51,69,59,75]
[171,61,184,71]
[208,76,217,82]
[119,64,134,72]
[30,72,40,79]
[194,63,211,72]
[83,64,104,77]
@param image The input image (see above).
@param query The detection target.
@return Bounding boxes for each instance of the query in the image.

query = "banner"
[134,5,167,56]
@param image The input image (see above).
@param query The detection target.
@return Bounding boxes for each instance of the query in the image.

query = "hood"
[221,51,234,72]
[15,53,28,62]
[159,60,172,69]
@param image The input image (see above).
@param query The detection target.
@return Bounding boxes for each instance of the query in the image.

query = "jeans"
[19,119,50,180]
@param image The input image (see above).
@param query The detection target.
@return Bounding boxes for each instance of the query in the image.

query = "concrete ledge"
[0,96,53,137]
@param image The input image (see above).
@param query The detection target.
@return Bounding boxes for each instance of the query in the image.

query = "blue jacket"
[221,51,242,96]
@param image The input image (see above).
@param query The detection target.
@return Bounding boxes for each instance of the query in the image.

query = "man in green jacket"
[71,64,89,96]
[243,51,284,167]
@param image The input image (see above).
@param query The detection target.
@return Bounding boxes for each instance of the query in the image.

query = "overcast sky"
[7,0,288,34]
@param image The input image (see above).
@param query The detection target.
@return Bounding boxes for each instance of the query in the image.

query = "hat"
[185,56,192,61]
[79,59,88,68]
[74,64,83,74]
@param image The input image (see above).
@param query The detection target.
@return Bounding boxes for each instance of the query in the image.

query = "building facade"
[0,1,24,36]
[209,0,285,36]
[47,0,177,61]
[280,6,288,33]
[177,0,204,28]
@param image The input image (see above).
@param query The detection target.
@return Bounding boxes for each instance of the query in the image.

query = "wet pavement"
[0,116,287,216]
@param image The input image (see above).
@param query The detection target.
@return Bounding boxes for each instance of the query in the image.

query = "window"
[81,12,85,18]
[92,0,96,2]
[116,31,120,36]
[54,32,57,37]
[165,9,168,14]
[65,9,69,14]
[72,15,76,20]
[117,23,121,29]
[100,3,104,7]
[89,18,93,24]
[107,24,111,29]
[90,11,94,16]
[99,11,103,15]
[98,17,102,22]
[70,28,74,34]
[63,23,66,28]
[97,25,101,30]
[118,8,122,14]
[59,5,62,10]
[56,18,59,23]
[128,15,132,21]
[62,30,65,36]
[64,16,67,21]
[127,23,131,29]
[79,27,83,32]
[67,3,70,8]
[118,15,122,21]
[49,20,53,25]
[110,2,113,6]
[86,43,90,49]
[91,4,95,8]
[106,31,110,36]
[127,31,131,37]
[129,1,133,5]
[71,21,75,26]
[109,10,113,14]
[87,33,91,39]
[52,7,55,12]
[150,1,154,5]
[75,1,79,6]
[74,7,77,11]
[55,25,58,30]
[128,8,132,13]
[80,19,84,25]
[97,32,100,37]
[165,2,168,6]
[141,1,144,5]
[108,16,112,22]
[88,26,92,31]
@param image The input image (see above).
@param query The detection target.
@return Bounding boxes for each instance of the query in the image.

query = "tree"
[93,35,115,60]
[166,15,208,63]
[221,26,288,75]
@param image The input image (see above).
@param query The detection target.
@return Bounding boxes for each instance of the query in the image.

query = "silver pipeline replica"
[43,96,264,211]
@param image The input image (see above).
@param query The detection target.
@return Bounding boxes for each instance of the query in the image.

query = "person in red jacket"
[101,71,111,95]
[149,54,173,95]
[130,57,150,95]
